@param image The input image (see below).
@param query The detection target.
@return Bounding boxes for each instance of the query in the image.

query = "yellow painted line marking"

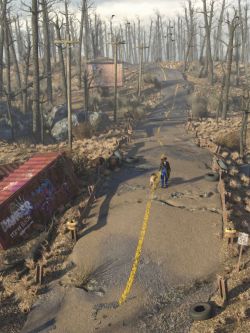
[119,82,176,305]
[118,174,160,306]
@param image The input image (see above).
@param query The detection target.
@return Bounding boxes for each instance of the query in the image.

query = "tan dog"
[150,173,158,188]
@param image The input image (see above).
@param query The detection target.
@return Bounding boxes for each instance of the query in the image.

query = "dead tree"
[202,0,214,85]
[78,0,85,88]
[7,15,23,108]
[240,88,250,157]
[82,0,90,112]
[214,0,226,61]
[54,16,67,102]
[41,0,53,105]
[184,1,195,71]
[221,12,240,120]
[3,9,14,139]
[14,15,25,62]
[22,21,31,114]
[0,0,7,98]
[31,0,41,141]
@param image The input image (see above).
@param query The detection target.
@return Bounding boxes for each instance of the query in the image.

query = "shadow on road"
[170,175,205,186]
[80,142,155,239]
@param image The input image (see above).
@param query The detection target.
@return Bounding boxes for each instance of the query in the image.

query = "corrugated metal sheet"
[0,163,20,180]
[0,152,79,250]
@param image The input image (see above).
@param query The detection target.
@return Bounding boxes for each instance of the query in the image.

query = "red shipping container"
[0,152,79,250]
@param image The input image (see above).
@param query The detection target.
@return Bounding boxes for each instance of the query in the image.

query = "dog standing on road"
[150,173,158,189]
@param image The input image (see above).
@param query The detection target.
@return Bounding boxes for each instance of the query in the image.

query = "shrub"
[144,73,154,84]
[192,102,209,119]
[73,122,92,140]
[215,131,240,150]
[190,94,209,119]
[153,78,162,89]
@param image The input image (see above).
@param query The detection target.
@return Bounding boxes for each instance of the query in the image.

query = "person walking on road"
[159,154,171,188]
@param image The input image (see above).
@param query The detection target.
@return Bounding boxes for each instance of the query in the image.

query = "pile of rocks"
[187,116,250,232]
[0,129,122,167]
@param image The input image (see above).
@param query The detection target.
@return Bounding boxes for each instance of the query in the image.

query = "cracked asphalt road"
[21,68,223,333]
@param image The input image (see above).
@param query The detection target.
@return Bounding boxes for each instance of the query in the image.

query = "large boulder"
[51,114,79,141]
[47,104,67,128]
[89,112,111,132]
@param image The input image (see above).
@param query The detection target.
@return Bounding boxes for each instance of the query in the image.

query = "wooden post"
[36,264,44,285]
[71,229,77,242]
[237,244,244,272]
[111,37,126,123]
[217,275,228,304]
[137,45,149,98]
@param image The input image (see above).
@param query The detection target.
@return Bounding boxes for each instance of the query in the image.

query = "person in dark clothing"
[159,155,171,188]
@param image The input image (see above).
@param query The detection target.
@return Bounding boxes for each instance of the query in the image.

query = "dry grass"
[215,131,240,150]
[73,265,95,289]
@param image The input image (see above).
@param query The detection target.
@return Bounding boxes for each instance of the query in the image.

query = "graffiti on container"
[0,200,33,233]
[32,179,54,198]
[32,179,55,214]
[10,215,34,238]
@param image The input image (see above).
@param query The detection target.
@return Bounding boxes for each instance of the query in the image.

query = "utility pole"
[112,36,125,123]
[54,35,79,150]
[137,44,149,98]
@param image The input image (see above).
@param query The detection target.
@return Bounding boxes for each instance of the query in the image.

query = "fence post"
[217,275,228,305]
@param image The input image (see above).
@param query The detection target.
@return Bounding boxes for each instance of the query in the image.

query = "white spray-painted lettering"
[0,201,33,233]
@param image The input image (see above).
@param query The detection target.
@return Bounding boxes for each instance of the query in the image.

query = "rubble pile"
[0,129,122,167]
[187,117,249,154]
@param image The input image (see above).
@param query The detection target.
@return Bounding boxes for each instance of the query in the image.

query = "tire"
[190,302,212,321]
[205,172,219,182]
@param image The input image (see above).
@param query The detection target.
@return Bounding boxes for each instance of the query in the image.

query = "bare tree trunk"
[83,0,89,113]
[32,0,41,141]
[23,21,31,114]
[14,16,24,61]
[54,17,67,102]
[202,0,214,85]
[214,0,225,61]
[184,2,195,71]
[4,13,14,140]
[7,16,23,107]
[235,27,240,86]
[78,0,85,88]
[240,89,250,157]
[222,13,239,120]
[41,0,53,105]
[0,0,7,98]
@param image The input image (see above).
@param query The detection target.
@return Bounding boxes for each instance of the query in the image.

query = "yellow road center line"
[118,184,158,305]
[119,93,171,305]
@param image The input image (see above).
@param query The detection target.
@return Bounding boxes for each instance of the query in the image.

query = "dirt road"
[21,69,222,333]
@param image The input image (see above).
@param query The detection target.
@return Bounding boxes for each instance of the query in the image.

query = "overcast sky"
[93,0,184,21]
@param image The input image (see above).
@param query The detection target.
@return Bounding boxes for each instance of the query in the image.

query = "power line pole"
[138,45,149,98]
[54,35,79,150]
[112,36,125,123]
